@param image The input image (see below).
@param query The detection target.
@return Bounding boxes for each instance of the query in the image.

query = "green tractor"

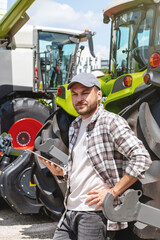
[56,0,160,116]
[52,0,160,154]
[33,0,160,239]
[102,0,160,114]
[30,1,160,238]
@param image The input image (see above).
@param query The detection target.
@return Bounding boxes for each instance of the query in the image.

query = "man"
[39,72,152,240]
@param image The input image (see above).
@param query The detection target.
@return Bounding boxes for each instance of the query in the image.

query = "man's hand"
[86,188,116,210]
[38,156,64,177]
[86,174,138,210]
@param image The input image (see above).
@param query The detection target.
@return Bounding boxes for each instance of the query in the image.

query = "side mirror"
[103,14,110,24]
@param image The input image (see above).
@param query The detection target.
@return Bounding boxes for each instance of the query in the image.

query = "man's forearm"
[110,173,138,198]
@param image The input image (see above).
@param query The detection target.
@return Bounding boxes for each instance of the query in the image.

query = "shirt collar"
[72,104,104,128]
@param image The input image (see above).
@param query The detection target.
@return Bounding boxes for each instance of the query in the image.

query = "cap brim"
[67,82,75,90]
[67,81,100,90]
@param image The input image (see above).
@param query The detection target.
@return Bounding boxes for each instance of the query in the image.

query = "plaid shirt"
[65,104,152,230]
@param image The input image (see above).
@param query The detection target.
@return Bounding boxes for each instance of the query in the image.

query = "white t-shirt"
[67,116,109,211]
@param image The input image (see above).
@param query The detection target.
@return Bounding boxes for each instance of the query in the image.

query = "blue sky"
[7,0,112,59]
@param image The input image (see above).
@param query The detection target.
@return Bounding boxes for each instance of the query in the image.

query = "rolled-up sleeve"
[110,116,152,179]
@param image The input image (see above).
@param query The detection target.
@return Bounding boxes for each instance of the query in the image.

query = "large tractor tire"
[0,98,50,150]
[119,87,160,240]
[31,108,75,220]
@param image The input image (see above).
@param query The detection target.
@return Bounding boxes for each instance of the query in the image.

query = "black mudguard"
[0,150,43,214]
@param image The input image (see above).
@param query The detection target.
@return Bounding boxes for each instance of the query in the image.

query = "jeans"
[53,210,115,240]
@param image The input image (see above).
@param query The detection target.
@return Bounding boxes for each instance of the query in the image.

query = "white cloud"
[95,44,110,59]
[27,0,102,30]
[27,0,110,59]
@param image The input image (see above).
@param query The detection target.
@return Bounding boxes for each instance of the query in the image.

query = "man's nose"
[77,94,83,101]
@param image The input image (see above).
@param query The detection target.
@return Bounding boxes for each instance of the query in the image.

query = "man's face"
[70,83,102,119]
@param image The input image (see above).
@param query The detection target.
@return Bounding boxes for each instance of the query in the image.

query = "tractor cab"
[34,27,95,92]
[104,0,160,78]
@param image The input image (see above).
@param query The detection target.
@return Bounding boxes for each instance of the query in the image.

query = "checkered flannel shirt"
[65,104,152,230]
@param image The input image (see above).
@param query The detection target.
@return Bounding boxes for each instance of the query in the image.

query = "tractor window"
[113,10,141,77]
[154,6,160,45]
[113,26,130,76]
[111,7,155,77]
[131,7,154,71]
[37,31,76,90]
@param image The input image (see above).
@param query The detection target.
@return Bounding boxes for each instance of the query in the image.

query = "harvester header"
[0,0,35,40]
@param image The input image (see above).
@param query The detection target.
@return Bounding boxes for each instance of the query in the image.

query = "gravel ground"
[0,200,58,240]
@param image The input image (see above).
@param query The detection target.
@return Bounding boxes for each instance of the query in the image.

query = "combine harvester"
[0,0,95,218]
[0,0,95,150]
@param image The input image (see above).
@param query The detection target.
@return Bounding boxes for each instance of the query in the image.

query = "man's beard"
[74,101,98,116]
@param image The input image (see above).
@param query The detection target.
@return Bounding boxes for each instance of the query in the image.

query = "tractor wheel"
[32,108,75,220]
[120,89,160,240]
[0,98,50,150]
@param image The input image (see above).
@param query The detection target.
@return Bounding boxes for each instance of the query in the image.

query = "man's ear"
[97,90,102,101]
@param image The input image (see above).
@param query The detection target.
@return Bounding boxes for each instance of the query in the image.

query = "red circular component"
[8,118,43,150]
[124,76,132,87]
[144,74,150,84]
[150,52,160,68]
